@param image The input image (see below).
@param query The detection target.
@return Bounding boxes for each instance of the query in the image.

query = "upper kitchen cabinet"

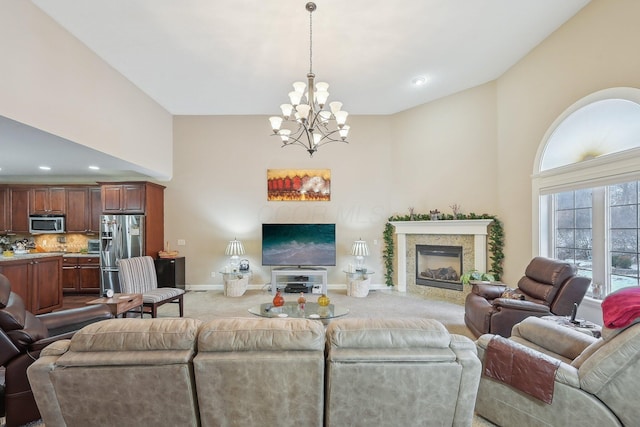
[99,182,164,215]
[8,187,30,234]
[100,183,145,213]
[30,187,66,214]
[0,186,7,233]
[66,186,102,234]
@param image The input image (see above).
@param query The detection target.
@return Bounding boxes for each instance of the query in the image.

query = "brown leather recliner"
[464,257,591,338]
[0,273,113,427]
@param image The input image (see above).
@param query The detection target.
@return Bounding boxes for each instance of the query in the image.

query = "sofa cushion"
[69,318,201,352]
[198,318,325,352]
[327,318,450,349]
[519,258,575,303]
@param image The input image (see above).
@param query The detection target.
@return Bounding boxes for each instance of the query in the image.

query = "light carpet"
[157,287,476,339]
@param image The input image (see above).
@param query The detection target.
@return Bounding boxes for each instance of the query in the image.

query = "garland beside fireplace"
[383,212,504,287]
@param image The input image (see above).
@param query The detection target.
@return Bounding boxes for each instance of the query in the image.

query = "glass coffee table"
[248,301,349,321]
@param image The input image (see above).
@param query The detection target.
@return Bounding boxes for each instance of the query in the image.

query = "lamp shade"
[225,239,245,256]
[351,240,369,257]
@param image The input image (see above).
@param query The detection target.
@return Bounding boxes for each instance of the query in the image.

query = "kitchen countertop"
[0,252,99,262]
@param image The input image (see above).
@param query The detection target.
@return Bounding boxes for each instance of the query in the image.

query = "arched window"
[533,88,640,300]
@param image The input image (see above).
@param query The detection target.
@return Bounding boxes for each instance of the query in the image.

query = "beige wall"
[0,0,173,180]
[390,82,498,213]
[495,0,640,282]
[170,115,393,286]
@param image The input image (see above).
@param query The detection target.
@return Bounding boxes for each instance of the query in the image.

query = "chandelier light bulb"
[269,116,283,132]
[293,81,306,93]
[296,104,311,120]
[315,90,329,107]
[334,110,349,126]
[289,91,302,106]
[280,103,293,118]
[279,129,291,142]
[315,82,329,92]
[339,125,350,140]
[313,133,322,146]
[329,101,343,115]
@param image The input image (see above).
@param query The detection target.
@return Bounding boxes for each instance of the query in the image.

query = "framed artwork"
[267,169,331,201]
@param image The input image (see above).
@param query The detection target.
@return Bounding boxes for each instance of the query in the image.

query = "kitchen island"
[0,253,63,314]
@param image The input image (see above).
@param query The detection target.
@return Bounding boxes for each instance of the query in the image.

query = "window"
[534,89,640,300]
[609,181,639,290]
[554,189,592,278]
[550,183,640,299]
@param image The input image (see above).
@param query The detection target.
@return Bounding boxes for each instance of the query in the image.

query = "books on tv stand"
[271,268,327,295]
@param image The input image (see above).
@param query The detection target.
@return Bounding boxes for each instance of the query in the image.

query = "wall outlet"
[177,239,186,246]
[210,272,216,278]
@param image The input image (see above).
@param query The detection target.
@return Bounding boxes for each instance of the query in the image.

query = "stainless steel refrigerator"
[100,215,145,294]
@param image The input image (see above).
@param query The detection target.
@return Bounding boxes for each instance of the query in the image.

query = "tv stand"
[271,268,327,295]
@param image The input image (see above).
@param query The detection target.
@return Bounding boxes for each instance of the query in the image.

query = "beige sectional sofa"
[27,316,481,427]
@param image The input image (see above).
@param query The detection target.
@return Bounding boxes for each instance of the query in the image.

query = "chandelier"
[268,2,350,157]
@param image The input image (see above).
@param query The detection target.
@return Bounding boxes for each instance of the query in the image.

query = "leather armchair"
[464,257,591,338]
[0,273,113,427]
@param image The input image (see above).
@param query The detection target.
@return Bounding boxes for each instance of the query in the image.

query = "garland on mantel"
[383,213,504,287]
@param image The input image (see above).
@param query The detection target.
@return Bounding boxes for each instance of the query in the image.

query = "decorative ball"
[272,290,285,307]
[317,294,330,307]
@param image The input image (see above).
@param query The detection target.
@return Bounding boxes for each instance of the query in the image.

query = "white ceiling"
[1,0,591,180]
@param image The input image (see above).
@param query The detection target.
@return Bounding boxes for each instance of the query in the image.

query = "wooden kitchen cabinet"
[100,183,145,213]
[89,187,102,233]
[66,186,102,234]
[0,186,8,233]
[0,255,63,314]
[62,256,100,294]
[30,187,66,214]
[8,187,30,234]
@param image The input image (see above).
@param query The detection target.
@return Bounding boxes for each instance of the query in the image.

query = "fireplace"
[416,245,463,291]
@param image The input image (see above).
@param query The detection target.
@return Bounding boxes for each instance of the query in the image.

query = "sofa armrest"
[511,317,597,361]
[492,298,552,314]
[27,349,68,427]
[476,334,580,389]
[471,283,506,299]
[38,304,114,336]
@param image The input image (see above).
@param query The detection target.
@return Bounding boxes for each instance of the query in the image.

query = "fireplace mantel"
[390,220,493,292]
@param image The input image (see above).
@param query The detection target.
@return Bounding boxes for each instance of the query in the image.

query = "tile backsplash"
[32,234,92,253]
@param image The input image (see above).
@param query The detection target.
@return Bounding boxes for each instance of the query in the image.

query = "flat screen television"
[262,223,336,267]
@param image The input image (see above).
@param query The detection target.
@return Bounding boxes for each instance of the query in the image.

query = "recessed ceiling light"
[88,165,100,170]
[39,166,51,171]
[411,76,427,86]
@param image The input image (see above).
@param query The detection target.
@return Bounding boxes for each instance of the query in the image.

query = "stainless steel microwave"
[29,215,65,234]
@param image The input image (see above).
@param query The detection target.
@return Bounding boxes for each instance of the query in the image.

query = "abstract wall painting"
[267,169,331,201]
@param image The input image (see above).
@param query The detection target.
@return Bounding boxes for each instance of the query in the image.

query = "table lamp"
[351,239,369,271]
[225,238,245,271]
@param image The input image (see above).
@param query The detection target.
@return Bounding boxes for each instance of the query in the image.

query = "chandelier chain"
[309,6,313,74]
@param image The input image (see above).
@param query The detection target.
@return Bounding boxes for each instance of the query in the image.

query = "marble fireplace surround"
[390,220,493,293]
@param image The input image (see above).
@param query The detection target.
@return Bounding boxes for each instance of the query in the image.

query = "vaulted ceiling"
[1,0,591,180]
